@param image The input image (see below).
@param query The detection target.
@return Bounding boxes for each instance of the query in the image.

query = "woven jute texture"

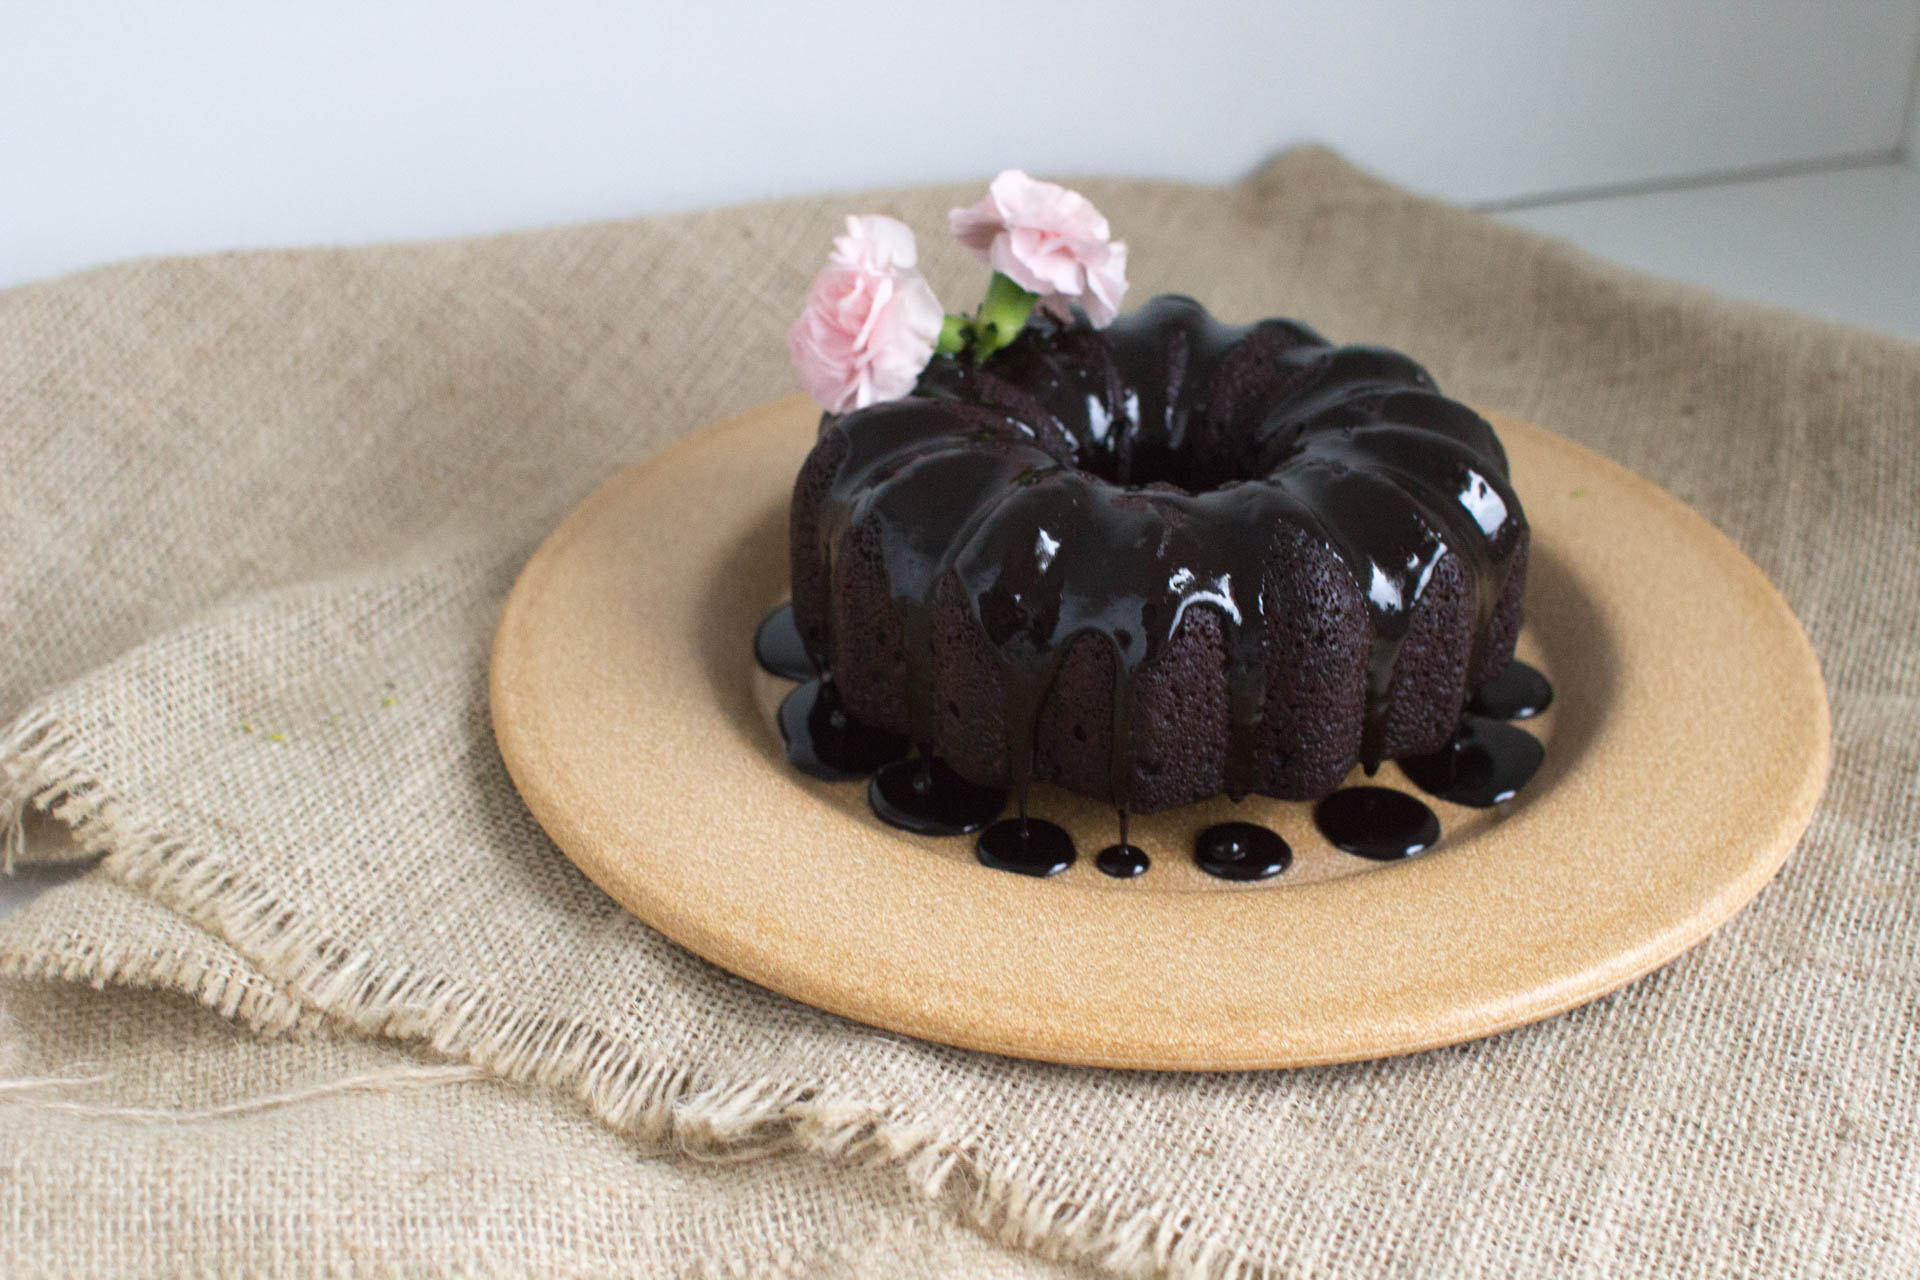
[3,149,1916,1277]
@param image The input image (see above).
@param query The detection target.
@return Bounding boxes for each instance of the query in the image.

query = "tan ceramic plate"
[491,395,1829,1070]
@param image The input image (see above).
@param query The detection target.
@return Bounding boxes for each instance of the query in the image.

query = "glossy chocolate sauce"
[801,295,1528,822]
[1094,809,1149,877]
[1399,716,1545,808]
[976,818,1076,877]
[754,603,814,682]
[868,757,1007,836]
[1193,822,1292,881]
[777,679,909,782]
[1315,786,1441,860]
[1095,843,1150,878]
[1467,659,1553,720]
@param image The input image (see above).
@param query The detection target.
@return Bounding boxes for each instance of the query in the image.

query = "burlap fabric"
[3,150,1915,1277]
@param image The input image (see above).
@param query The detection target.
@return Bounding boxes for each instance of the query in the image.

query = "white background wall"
[5,0,1920,287]
[1911,26,1920,152]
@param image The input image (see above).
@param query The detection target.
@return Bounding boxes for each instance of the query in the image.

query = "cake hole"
[1072,725,1088,742]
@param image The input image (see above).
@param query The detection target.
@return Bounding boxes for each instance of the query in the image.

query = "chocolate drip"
[1193,822,1292,881]
[1314,786,1441,860]
[1468,660,1553,720]
[777,679,910,781]
[868,757,1007,836]
[1096,810,1149,877]
[976,819,1076,876]
[754,604,813,681]
[1399,717,1544,807]
[807,295,1527,815]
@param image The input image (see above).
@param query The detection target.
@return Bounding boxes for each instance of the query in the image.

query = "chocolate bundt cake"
[787,294,1528,815]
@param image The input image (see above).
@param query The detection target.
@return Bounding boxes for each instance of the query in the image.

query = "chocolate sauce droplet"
[1315,787,1441,860]
[868,758,1007,836]
[976,819,1075,877]
[754,604,813,682]
[777,679,910,781]
[1398,717,1544,808]
[1193,822,1292,881]
[1095,844,1150,878]
[1467,660,1553,720]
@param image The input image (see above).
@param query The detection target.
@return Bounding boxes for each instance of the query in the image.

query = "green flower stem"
[973,272,1037,361]
[933,273,1042,365]
[935,313,969,356]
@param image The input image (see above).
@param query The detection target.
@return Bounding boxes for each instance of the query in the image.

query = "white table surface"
[5,156,1916,921]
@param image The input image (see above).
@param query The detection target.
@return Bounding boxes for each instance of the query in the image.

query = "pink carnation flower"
[787,215,944,413]
[949,170,1129,327]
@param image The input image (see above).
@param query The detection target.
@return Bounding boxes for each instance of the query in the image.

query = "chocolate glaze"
[777,679,910,782]
[1194,822,1292,881]
[1315,786,1441,860]
[868,757,1007,836]
[754,604,814,681]
[802,295,1527,818]
[1399,716,1544,807]
[977,819,1076,876]
[1467,659,1553,720]
[1095,843,1150,878]
[1093,810,1149,877]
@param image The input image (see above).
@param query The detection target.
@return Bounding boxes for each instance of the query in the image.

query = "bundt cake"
[787,294,1528,815]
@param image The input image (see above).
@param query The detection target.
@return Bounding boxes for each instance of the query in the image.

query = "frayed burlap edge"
[1,707,1261,1280]
[0,934,330,1038]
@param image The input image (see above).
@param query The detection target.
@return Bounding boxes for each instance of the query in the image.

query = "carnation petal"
[791,218,943,412]
[952,170,1125,326]
[948,198,1003,258]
